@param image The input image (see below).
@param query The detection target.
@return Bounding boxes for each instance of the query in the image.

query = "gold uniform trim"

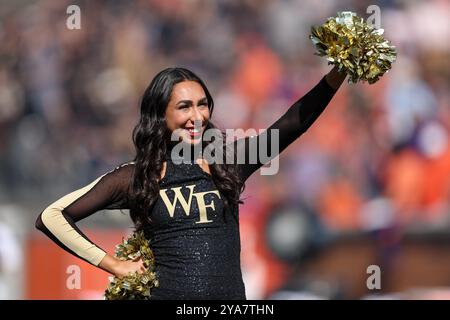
[40,175,107,266]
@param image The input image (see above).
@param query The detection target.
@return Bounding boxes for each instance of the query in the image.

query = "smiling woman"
[35,66,345,299]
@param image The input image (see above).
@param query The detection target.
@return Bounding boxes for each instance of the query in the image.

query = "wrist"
[99,254,121,275]
[325,66,347,90]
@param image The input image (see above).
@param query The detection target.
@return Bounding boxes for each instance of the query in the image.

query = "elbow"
[35,212,46,231]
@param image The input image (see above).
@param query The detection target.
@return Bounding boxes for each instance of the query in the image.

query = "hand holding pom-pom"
[310,11,397,84]
[104,231,159,300]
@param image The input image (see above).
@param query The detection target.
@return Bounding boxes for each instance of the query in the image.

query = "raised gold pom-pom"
[104,231,159,300]
[310,11,397,84]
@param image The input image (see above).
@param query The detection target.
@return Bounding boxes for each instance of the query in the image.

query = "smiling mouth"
[185,127,202,137]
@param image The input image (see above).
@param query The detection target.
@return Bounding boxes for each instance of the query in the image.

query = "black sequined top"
[146,151,245,299]
[35,77,338,299]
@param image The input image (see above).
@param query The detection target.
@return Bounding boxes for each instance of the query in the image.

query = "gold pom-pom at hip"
[310,11,397,84]
[104,231,159,300]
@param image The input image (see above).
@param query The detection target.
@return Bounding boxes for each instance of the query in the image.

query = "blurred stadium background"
[1,0,450,299]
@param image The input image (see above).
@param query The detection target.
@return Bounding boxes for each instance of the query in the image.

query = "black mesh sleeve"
[35,162,134,265]
[235,76,338,182]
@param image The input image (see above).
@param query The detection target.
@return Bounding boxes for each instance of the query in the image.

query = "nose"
[190,106,204,125]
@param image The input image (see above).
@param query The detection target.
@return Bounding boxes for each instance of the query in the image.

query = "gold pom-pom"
[310,11,397,84]
[104,231,159,300]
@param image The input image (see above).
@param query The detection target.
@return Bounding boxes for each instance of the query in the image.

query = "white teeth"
[187,128,200,133]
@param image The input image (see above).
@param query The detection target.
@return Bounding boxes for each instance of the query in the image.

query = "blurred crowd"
[1,0,450,234]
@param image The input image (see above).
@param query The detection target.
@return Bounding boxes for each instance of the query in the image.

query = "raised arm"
[235,67,346,181]
[35,162,136,275]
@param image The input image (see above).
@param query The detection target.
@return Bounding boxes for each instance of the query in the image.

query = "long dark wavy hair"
[130,67,245,231]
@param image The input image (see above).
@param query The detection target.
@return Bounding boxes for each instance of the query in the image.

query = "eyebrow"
[176,97,208,106]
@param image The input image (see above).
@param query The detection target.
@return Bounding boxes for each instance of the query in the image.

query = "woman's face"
[165,80,210,145]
